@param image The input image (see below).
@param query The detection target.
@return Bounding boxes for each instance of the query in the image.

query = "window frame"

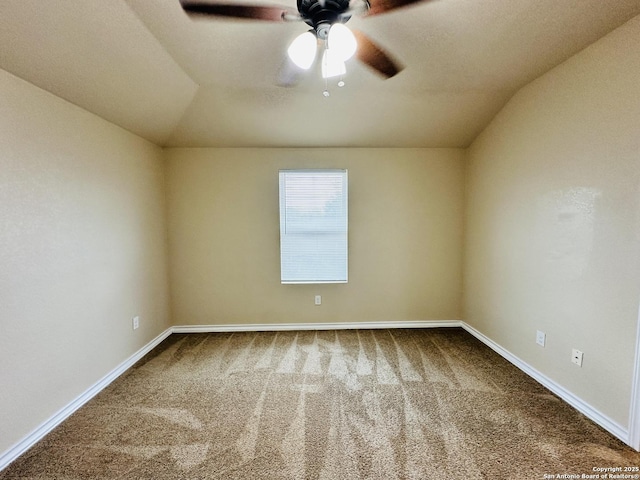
[278,169,348,284]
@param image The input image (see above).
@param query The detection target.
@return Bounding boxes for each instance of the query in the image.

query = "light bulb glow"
[327,24,357,61]
[287,32,317,70]
[321,49,346,79]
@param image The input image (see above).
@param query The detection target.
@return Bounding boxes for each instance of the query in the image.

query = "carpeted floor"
[2,328,638,479]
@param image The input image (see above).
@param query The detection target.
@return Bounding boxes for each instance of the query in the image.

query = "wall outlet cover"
[571,348,583,367]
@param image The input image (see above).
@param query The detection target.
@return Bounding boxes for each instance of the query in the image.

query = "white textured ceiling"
[1,0,639,147]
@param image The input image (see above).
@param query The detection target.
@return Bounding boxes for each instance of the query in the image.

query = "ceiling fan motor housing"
[298,0,352,37]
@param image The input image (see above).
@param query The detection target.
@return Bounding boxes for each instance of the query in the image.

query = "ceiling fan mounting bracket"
[298,0,355,34]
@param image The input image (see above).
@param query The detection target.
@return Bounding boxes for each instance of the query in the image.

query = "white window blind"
[279,169,348,284]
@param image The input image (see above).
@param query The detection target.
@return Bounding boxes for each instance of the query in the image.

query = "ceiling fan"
[179,0,432,86]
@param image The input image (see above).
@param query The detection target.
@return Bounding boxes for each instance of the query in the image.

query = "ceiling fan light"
[321,49,346,79]
[287,32,317,70]
[328,24,357,61]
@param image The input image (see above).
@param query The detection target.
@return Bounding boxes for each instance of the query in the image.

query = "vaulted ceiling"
[1,0,639,147]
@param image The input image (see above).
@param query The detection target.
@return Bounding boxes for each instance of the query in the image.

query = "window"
[279,169,348,284]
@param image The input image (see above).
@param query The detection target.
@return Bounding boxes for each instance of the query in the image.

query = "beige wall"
[0,70,171,454]
[165,148,464,326]
[3,12,639,461]
[464,16,640,426]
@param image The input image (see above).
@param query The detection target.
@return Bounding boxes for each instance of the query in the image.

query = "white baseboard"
[460,322,630,447]
[2,319,635,472]
[0,327,173,472]
[172,319,634,448]
[628,305,640,451]
[172,319,462,334]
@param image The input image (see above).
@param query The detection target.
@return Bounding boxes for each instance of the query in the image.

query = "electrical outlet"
[315,295,322,306]
[536,330,546,347]
[133,316,140,330]
[571,348,583,367]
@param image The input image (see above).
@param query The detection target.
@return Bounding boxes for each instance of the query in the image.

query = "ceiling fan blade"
[180,0,298,21]
[366,0,436,17]
[352,30,403,78]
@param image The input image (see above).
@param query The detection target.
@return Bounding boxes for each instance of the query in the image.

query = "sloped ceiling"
[1,0,639,147]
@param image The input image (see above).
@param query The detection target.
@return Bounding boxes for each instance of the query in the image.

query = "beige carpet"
[2,328,638,479]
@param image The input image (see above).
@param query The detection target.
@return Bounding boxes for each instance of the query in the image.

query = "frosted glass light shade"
[287,32,317,70]
[327,24,357,61]
[321,49,346,78]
